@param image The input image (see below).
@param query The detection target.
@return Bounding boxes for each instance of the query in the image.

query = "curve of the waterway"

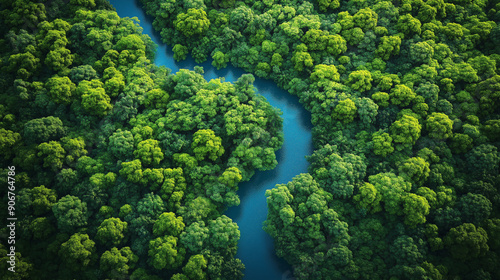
[109,1,313,279]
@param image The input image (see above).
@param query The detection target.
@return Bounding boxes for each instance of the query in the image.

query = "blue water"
[109,1,313,279]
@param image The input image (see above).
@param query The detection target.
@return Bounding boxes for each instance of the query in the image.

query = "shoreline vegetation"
[0,1,283,279]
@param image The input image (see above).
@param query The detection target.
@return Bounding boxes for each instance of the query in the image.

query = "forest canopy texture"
[1,0,500,279]
[136,0,500,279]
[0,0,284,279]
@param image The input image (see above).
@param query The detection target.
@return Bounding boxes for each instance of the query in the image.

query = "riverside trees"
[0,1,283,279]
[138,0,500,278]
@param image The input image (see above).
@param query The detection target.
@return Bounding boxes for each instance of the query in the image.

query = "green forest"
[1,0,500,279]
[0,0,283,279]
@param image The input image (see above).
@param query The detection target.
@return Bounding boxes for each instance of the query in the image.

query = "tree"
[291,44,313,71]
[31,217,55,240]
[158,168,186,209]
[354,182,382,213]
[0,129,21,157]
[483,119,500,141]
[134,139,164,166]
[23,116,65,144]
[317,0,340,11]
[142,168,164,191]
[181,196,217,223]
[368,172,411,215]
[372,131,394,157]
[175,9,210,36]
[173,153,198,171]
[485,219,500,250]
[342,27,365,45]
[31,185,57,216]
[353,8,378,31]
[426,112,453,140]
[96,218,128,246]
[76,156,104,176]
[397,14,422,35]
[45,48,73,72]
[69,64,98,84]
[390,235,424,265]
[390,115,421,150]
[347,70,373,92]
[153,212,185,237]
[376,36,401,60]
[45,76,76,105]
[264,172,351,278]
[76,79,112,116]
[130,268,162,280]
[466,144,500,175]
[310,64,340,86]
[271,53,283,67]
[103,67,125,97]
[474,75,500,114]
[171,274,189,280]
[398,157,430,186]
[390,84,416,107]
[108,129,135,159]
[143,88,170,109]
[255,62,271,77]
[356,97,379,127]
[183,254,207,280]
[8,45,40,79]
[218,167,242,188]
[402,193,430,227]
[115,34,146,53]
[173,44,189,61]
[180,221,209,253]
[6,28,36,53]
[100,247,138,279]
[68,0,96,11]
[212,51,229,70]
[37,141,66,171]
[56,168,78,193]
[191,129,225,161]
[137,193,166,219]
[301,29,329,51]
[441,22,464,40]
[410,41,434,64]
[332,98,357,123]
[208,215,240,250]
[52,195,88,232]
[308,145,366,198]
[120,159,143,183]
[372,92,390,107]
[456,193,492,225]
[59,233,95,271]
[326,34,347,56]
[61,136,87,164]
[444,223,489,260]
[148,235,185,270]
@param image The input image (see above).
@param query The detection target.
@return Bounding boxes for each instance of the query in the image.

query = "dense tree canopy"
[0,2,284,279]
[3,0,500,278]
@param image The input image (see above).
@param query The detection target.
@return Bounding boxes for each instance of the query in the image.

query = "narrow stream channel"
[109,1,313,279]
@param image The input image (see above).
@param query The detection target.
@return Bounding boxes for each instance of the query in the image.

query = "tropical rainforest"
[0,0,284,279]
[1,0,500,279]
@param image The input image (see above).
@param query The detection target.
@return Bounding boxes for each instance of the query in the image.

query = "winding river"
[109,1,313,279]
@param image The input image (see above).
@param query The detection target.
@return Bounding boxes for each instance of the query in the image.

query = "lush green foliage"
[0,1,283,279]
[3,0,500,278]
[138,0,500,278]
